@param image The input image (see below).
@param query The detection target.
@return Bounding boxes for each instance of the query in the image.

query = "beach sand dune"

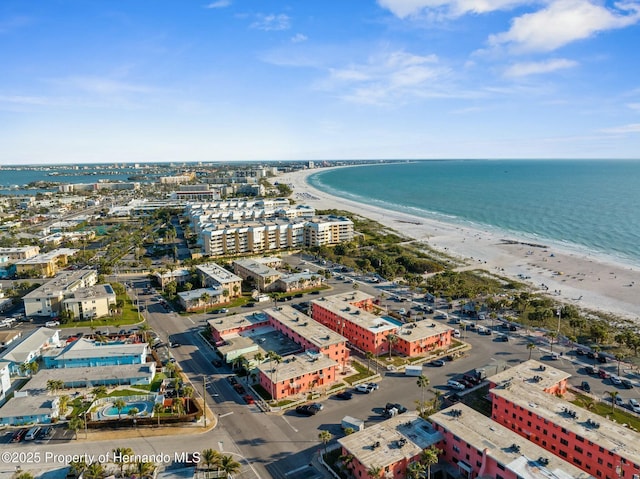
[282,167,640,321]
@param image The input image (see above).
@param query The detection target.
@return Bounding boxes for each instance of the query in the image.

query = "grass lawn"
[343,360,377,385]
[571,391,640,432]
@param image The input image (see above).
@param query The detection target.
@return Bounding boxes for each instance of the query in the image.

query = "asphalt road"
[4,267,640,479]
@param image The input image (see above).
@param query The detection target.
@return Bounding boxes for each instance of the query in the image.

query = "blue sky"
[1,0,640,164]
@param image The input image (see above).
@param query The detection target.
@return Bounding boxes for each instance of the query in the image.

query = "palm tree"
[201,449,221,470]
[128,407,139,418]
[527,342,536,360]
[386,333,398,360]
[182,385,194,411]
[200,292,211,310]
[153,402,164,427]
[92,385,107,397]
[606,391,620,413]
[138,323,151,342]
[547,331,558,353]
[114,398,126,419]
[318,430,332,455]
[173,398,186,416]
[339,453,355,477]
[416,375,430,415]
[367,465,382,478]
[266,350,282,401]
[406,461,426,479]
[46,379,64,395]
[112,447,134,477]
[615,353,625,377]
[68,459,87,478]
[131,461,155,479]
[67,417,83,440]
[365,351,374,372]
[219,455,241,478]
[421,446,442,479]
[15,473,34,479]
[58,394,70,418]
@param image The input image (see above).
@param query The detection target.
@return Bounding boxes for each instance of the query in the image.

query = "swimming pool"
[100,400,151,418]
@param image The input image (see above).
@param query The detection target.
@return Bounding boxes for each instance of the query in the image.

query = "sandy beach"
[281,167,640,321]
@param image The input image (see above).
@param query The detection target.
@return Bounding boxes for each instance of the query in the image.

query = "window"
[560,438,569,446]
[574,458,582,466]
[453,445,460,453]
[497,463,505,471]
[575,446,583,454]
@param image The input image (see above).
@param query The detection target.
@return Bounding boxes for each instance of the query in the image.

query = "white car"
[447,380,465,391]
[610,375,622,385]
[45,320,60,327]
[355,384,375,393]
[453,329,461,338]
[629,398,640,413]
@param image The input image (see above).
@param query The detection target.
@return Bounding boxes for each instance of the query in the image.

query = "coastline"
[281,166,640,321]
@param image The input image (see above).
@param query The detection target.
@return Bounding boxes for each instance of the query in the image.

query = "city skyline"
[1,0,640,164]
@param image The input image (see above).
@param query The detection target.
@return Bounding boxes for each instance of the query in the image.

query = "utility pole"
[203,375,207,428]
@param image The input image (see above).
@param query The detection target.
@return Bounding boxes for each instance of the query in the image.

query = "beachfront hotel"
[488,360,640,479]
[207,305,348,399]
[310,291,453,357]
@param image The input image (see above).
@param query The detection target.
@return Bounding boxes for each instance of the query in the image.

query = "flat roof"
[15,248,78,264]
[177,287,222,302]
[489,359,571,391]
[196,263,241,284]
[24,269,97,299]
[42,338,147,361]
[394,320,453,341]
[311,292,396,334]
[26,363,155,392]
[265,306,346,348]
[65,284,115,301]
[491,382,640,466]
[430,404,594,479]
[0,327,59,364]
[0,393,57,419]
[338,412,442,469]
[257,351,337,382]
[207,311,270,333]
[233,258,281,279]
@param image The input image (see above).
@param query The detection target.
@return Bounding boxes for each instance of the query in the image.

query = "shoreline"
[281,167,640,321]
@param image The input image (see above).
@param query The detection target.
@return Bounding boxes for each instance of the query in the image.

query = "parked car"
[610,375,622,385]
[309,402,324,412]
[366,382,379,391]
[385,403,408,414]
[296,404,318,416]
[597,354,608,363]
[212,359,223,367]
[431,359,446,367]
[227,376,238,386]
[243,394,255,404]
[629,398,640,413]
[37,426,53,439]
[585,366,598,375]
[336,391,353,400]
[355,384,375,394]
[447,380,465,391]
[233,383,246,395]
[575,348,586,356]
[598,369,610,379]
[496,334,509,342]
[621,379,634,389]
[45,320,60,327]
[11,428,28,443]
[580,381,591,393]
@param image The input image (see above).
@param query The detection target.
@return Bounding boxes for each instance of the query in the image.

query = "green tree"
[153,402,164,427]
[92,385,107,397]
[416,375,430,416]
[112,447,134,477]
[386,333,398,359]
[547,331,558,353]
[114,398,126,419]
[421,446,442,479]
[219,455,241,478]
[58,394,70,418]
[201,449,221,470]
[46,379,64,395]
[318,430,332,455]
[406,461,426,479]
[527,342,536,360]
[15,473,34,479]
[367,466,382,478]
[67,417,83,440]
[365,351,374,372]
[68,459,87,478]
[606,390,620,413]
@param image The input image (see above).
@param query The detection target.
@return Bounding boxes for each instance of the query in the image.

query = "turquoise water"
[383,316,404,326]
[308,160,640,265]
[102,401,150,417]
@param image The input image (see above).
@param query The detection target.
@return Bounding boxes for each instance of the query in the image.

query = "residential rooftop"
[489,359,571,392]
[26,363,155,392]
[0,327,59,364]
[0,392,58,420]
[233,258,280,278]
[491,381,640,466]
[265,306,346,348]
[177,287,222,303]
[207,311,270,333]
[15,248,78,264]
[430,404,594,479]
[23,269,97,299]
[256,351,337,382]
[41,338,147,361]
[394,319,453,341]
[196,263,242,284]
[338,412,442,470]
[311,291,396,334]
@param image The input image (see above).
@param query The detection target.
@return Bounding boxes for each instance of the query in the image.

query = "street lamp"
[556,307,561,335]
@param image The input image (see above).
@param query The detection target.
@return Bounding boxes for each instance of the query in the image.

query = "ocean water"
[307,160,640,266]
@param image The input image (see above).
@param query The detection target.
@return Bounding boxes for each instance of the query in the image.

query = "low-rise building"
[233,258,282,292]
[0,246,40,261]
[61,284,117,321]
[0,361,10,401]
[0,391,60,426]
[41,338,148,369]
[28,363,156,389]
[430,404,594,479]
[196,263,242,299]
[14,248,78,277]
[0,327,61,374]
[177,287,223,312]
[338,412,442,479]
[23,269,98,318]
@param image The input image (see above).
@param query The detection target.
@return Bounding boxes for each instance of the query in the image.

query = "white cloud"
[377,0,534,19]
[204,0,231,8]
[60,77,157,95]
[250,14,291,31]
[320,49,452,105]
[291,33,308,43]
[504,58,578,76]
[489,0,640,52]
[602,123,640,134]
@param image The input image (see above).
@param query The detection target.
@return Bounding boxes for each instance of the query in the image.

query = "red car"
[243,395,255,404]
[598,369,610,379]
